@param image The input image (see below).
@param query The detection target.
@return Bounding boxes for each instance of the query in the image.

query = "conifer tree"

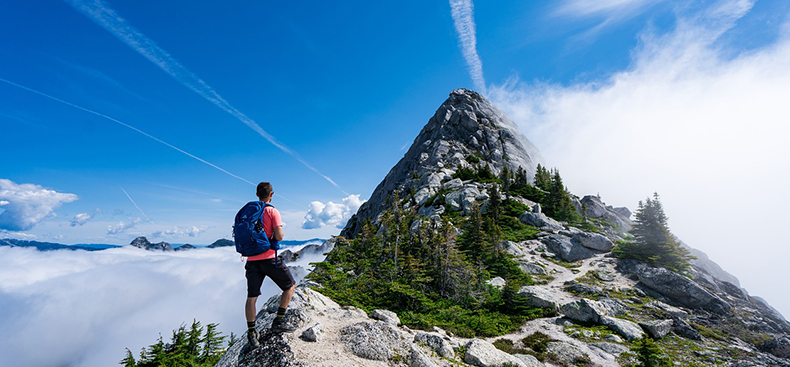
[120,348,136,367]
[534,164,551,191]
[616,193,693,273]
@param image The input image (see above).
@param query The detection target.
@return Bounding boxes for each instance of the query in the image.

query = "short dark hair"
[256,182,273,200]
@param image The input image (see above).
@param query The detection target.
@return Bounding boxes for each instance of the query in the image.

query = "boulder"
[513,354,544,367]
[463,339,527,367]
[546,342,590,365]
[643,301,689,319]
[339,321,409,361]
[498,240,529,258]
[625,261,731,314]
[445,186,481,212]
[300,323,323,342]
[520,212,564,232]
[409,344,440,367]
[599,316,645,341]
[571,231,615,252]
[672,318,702,341]
[487,277,507,289]
[370,309,400,325]
[759,337,790,359]
[519,262,547,275]
[540,234,596,262]
[589,342,629,356]
[564,281,603,296]
[560,299,608,324]
[639,319,674,340]
[518,286,560,310]
[414,332,455,359]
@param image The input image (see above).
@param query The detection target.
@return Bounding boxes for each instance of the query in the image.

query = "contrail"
[0,77,256,186]
[63,0,348,196]
[449,0,486,94]
[120,186,149,221]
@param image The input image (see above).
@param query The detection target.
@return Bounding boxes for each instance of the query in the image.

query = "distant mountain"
[130,237,174,251]
[0,238,119,251]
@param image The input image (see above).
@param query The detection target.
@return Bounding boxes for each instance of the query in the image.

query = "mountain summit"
[215,89,790,367]
[342,89,543,238]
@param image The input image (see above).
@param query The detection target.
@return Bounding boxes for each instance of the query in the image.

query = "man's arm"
[272,225,284,242]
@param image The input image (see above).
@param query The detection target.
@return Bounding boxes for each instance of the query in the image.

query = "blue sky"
[3,0,790,313]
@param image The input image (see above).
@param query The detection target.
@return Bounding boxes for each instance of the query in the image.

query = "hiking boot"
[270,317,296,333]
[247,329,260,349]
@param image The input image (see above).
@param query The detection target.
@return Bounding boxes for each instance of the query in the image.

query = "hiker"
[238,182,296,349]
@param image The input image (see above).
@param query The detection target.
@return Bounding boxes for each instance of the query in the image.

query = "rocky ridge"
[217,90,790,367]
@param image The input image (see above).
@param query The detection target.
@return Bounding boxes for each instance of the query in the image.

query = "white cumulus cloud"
[0,179,78,231]
[302,194,365,230]
[106,218,141,235]
[70,213,92,227]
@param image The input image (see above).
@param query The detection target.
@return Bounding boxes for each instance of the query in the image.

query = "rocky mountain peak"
[130,236,174,251]
[341,89,543,238]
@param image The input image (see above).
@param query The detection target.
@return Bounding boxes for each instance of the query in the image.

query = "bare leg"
[245,297,258,322]
[279,284,295,309]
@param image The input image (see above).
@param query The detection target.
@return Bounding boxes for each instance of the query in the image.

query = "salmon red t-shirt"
[246,205,282,261]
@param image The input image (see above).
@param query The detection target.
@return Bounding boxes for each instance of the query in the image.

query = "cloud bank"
[488,0,790,317]
[0,179,78,231]
[302,194,364,230]
[151,225,209,239]
[0,245,318,367]
[449,0,486,93]
[106,217,140,235]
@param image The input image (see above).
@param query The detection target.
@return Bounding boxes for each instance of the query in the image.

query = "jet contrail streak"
[120,186,149,221]
[0,77,256,187]
[63,0,348,196]
[450,0,486,94]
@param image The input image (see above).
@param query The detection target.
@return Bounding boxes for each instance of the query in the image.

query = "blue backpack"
[233,201,280,257]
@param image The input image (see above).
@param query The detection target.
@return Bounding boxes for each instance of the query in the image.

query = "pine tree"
[545,168,579,222]
[533,164,551,191]
[120,348,136,367]
[617,193,693,273]
[202,323,226,363]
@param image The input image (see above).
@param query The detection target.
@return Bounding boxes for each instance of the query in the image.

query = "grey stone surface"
[640,319,674,340]
[341,89,543,238]
[340,321,409,361]
[618,260,731,314]
[540,234,596,262]
[513,354,544,367]
[300,323,323,342]
[519,212,564,232]
[589,342,629,356]
[518,285,560,310]
[600,316,645,341]
[487,276,507,289]
[579,195,633,232]
[463,339,527,367]
[370,309,401,325]
[414,332,455,359]
[571,231,615,252]
[409,344,440,367]
[546,342,590,365]
[560,299,608,323]
[519,262,547,275]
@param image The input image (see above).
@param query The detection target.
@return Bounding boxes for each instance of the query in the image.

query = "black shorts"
[245,257,295,298]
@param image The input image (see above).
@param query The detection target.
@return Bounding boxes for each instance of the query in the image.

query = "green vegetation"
[120,320,228,367]
[308,192,553,337]
[629,337,673,367]
[453,163,499,183]
[502,165,583,223]
[613,193,693,273]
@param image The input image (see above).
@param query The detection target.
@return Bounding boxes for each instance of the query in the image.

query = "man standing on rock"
[244,182,296,349]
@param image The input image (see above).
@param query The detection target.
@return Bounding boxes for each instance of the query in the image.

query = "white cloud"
[555,0,661,18]
[70,213,92,227]
[302,194,365,230]
[449,0,486,93]
[106,218,141,235]
[0,245,321,367]
[151,226,209,239]
[489,1,790,318]
[0,179,78,231]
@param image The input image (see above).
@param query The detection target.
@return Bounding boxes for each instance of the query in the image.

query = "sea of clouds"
[0,241,324,367]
